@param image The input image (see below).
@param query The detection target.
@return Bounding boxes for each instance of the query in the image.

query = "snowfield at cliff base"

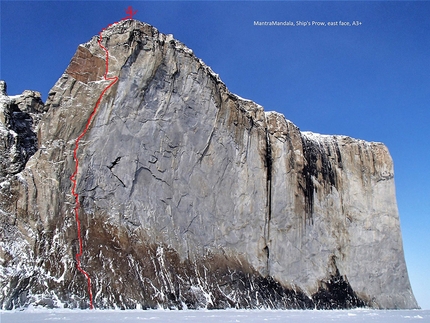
[1,308,430,323]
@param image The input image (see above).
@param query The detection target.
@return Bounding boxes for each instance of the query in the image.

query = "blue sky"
[1,0,429,309]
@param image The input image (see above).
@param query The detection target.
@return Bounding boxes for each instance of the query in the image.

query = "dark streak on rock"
[313,257,366,309]
[300,135,337,225]
[334,141,343,168]
[264,129,273,274]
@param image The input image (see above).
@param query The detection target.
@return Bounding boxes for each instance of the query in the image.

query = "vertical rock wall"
[266,112,417,308]
[0,20,418,309]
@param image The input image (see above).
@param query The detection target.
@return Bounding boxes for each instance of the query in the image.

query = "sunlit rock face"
[0,20,418,310]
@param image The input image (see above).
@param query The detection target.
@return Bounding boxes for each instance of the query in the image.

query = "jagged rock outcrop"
[0,81,45,177]
[0,20,418,310]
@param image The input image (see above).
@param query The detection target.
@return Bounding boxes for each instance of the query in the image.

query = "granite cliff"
[0,20,418,310]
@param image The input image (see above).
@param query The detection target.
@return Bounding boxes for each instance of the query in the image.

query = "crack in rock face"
[0,20,418,310]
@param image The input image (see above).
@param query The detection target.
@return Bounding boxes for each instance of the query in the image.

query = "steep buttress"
[0,20,418,310]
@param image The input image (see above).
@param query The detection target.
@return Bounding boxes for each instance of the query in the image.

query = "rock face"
[0,20,418,310]
[0,81,45,177]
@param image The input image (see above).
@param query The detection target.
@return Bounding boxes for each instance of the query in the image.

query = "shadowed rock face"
[0,20,418,310]
[0,81,45,177]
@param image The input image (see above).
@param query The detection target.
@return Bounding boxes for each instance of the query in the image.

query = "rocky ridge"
[0,20,418,310]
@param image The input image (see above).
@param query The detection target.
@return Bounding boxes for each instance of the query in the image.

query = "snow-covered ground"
[1,309,429,323]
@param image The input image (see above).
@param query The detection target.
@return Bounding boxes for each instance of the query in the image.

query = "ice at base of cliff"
[1,308,428,323]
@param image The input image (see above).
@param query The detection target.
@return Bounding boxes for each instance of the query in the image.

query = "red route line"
[70,22,120,309]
